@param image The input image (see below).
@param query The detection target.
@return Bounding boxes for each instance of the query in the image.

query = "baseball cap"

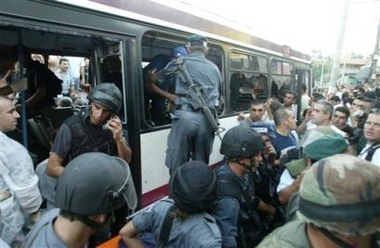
[250,121,276,139]
[188,34,208,47]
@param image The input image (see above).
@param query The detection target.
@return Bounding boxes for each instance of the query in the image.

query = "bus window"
[140,31,224,129]
[229,72,268,112]
[228,51,268,112]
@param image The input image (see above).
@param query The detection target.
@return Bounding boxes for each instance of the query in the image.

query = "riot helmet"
[87,83,122,113]
[169,161,217,214]
[220,125,263,158]
[55,152,137,228]
[298,154,380,236]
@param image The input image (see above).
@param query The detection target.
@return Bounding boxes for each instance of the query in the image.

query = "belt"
[0,190,12,202]
[175,104,202,113]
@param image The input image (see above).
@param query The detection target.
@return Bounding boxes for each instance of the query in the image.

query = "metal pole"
[18,30,28,149]
[369,17,380,84]
[329,0,349,94]
[320,56,325,85]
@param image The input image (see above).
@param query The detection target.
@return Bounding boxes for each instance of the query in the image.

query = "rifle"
[176,57,223,141]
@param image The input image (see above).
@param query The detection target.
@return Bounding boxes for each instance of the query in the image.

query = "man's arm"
[119,221,144,248]
[46,152,65,178]
[108,115,132,163]
[147,69,176,103]
[46,124,72,178]
[212,197,240,248]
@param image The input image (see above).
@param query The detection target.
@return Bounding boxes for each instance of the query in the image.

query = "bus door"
[0,23,142,202]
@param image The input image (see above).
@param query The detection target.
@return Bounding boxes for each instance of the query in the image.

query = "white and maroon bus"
[0,0,311,209]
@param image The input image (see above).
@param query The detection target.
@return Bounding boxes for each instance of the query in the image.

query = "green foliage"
[312,56,333,86]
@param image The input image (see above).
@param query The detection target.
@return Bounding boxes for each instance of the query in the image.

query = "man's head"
[171,45,188,59]
[169,161,216,214]
[249,99,265,122]
[364,112,380,144]
[273,108,297,131]
[351,96,365,112]
[303,133,348,163]
[298,154,380,236]
[58,58,70,73]
[187,34,208,54]
[310,100,333,126]
[361,97,374,114]
[220,126,263,173]
[0,96,20,132]
[87,83,122,125]
[332,106,350,129]
[329,95,340,106]
[283,91,296,107]
[55,152,137,229]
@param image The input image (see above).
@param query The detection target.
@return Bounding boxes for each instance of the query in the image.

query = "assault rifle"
[176,57,223,141]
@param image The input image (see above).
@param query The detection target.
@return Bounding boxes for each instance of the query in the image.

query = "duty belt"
[0,190,12,202]
[175,104,202,113]
[175,104,216,113]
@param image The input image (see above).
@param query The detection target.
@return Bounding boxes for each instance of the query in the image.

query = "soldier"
[212,126,273,247]
[120,161,221,247]
[258,154,380,248]
[148,34,221,174]
[24,152,137,247]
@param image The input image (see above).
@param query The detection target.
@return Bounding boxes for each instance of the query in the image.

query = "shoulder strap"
[157,204,177,248]
[365,141,380,162]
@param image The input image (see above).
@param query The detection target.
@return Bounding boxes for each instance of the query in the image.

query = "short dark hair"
[59,58,69,64]
[334,106,350,119]
[250,99,265,107]
[330,96,340,102]
[285,91,297,99]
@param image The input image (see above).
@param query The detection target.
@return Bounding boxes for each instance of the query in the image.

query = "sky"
[165,0,380,57]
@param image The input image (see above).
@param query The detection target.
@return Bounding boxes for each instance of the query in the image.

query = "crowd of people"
[0,34,379,248]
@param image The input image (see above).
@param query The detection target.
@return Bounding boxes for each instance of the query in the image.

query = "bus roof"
[58,0,311,62]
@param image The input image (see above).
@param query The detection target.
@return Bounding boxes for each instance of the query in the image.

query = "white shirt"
[358,144,380,167]
[0,132,42,245]
[276,169,295,193]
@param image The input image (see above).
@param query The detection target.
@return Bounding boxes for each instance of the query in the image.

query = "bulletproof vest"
[217,173,263,248]
[63,115,116,165]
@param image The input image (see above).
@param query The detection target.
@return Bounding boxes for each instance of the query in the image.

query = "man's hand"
[107,115,125,142]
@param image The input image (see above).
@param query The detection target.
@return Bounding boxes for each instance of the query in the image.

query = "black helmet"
[169,161,217,214]
[87,83,122,113]
[55,152,137,217]
[220,126,263,158]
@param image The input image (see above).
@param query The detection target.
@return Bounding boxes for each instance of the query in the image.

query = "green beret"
[304,133,348,161]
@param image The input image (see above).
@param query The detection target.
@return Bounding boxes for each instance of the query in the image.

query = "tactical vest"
[217,173,263,248]
[63,115,117,165]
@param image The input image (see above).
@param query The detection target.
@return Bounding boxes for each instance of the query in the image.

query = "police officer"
[120,161,221,247]
[258,154,380,248]
[212,126,268,247]
[45,83,132,238]
[47,82,131,178]
[148,34,221,173]
[24,152,137,247]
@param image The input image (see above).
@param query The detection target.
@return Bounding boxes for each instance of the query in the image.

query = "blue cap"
[188,34,208,47]
[250,122,276,139]
[171,45,188,58]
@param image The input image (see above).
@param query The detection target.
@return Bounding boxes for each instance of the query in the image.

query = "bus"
[0,0,311,209]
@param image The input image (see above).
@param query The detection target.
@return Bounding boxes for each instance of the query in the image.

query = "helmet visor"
[114,157,138,212]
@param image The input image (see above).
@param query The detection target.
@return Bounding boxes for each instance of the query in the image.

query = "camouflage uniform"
[258,154,380,247]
